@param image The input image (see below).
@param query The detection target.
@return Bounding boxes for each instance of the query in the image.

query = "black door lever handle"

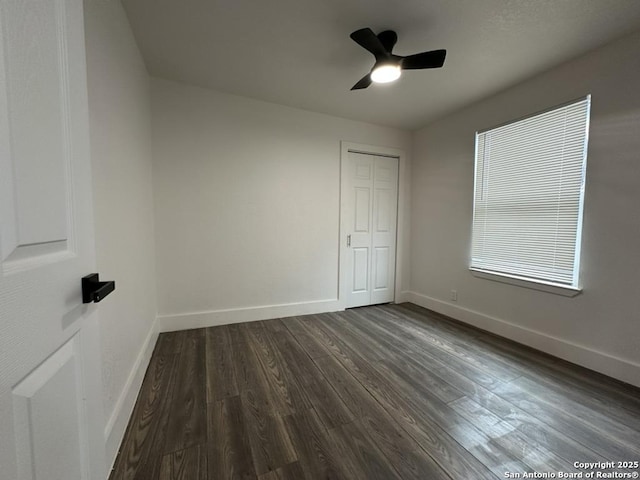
[82,273,116,303]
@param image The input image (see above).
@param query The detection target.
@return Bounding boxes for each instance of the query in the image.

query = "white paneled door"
[342,151,398,308]
[0,1,106,479]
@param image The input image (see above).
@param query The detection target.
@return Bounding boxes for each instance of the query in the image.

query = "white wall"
[151,78,412,329]
[409,30,640,387]
[84,0,158,465]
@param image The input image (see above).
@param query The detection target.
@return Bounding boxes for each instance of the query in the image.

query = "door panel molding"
[12,336,86,480]
[0,0,77,272]
[373,246,390,290]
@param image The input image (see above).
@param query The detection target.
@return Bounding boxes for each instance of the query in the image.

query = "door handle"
[82,273,116,303]
[347,234,351,247]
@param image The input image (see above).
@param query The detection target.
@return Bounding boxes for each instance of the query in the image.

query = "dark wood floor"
[109,303,640,480]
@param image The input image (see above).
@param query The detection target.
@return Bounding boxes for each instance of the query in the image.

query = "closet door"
[342,151,398,308]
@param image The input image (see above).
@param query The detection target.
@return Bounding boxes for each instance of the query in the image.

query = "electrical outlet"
[450,289,458,301]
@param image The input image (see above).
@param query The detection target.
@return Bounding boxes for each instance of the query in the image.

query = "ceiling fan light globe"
[371,64,401,83]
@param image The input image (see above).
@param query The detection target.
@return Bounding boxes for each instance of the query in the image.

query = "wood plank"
[226,328,299,475]
[337,314,492,402]
[316,348,448,478]
[207,396,256,480]
[310,354,373,420]
[260,318,289,334]
[344,307,507,389]
[110,353,179,480]
[449,396,574,473]
[283,409,351,479]
[321,311,387,361]
[340,312,495,401]
[288,405,416,480]
[244,321,309,415]
[206,326,238,402]
[364,310,632,461]
[282,315,331,359]
[154,331,185,356]
[312,351,497,480]
[362,364,523,478]
[242,391,298,475]
[163,329,207,453]
[327,310,466,404]
[159,444,207,480]
[230,328,277,440]
[308,318,520,479]
[290,315,352,360]
[492,380,640,459]
[263,326,354,429]
[377,357,465,404]
[350,403,453,480]
[231,336,262,394]
[369,305,523,381]
[513,372,640,434]
[257,462,305,480]
[458,384,608,465]
[226,323,245,344]
[295,352,450,480]
[327,419,403,480]
[398,302,640,413]
[321,309,505,391]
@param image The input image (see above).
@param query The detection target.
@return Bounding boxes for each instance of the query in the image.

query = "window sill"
[469,268,582,297]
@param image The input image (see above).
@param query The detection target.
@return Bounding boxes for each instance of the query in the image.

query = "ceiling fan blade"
[350,28,388,59]
[401,49,447,70]
[351,74,372,90]
[377,30,398,53]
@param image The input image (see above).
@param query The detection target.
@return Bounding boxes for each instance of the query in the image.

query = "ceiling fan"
[349,27,446,90]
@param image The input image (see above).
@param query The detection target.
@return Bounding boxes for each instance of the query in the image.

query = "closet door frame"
[339,142,408,309]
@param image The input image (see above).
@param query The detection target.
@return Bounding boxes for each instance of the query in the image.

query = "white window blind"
[471,96,590,289]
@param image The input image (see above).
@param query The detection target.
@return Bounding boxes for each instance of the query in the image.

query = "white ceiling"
[122,0,640,130]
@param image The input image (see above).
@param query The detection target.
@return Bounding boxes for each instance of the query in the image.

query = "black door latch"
[82,273,116,303]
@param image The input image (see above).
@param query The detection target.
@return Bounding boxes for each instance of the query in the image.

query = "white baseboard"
[158,298,343,332]
[104,316,160,471]
[404,291,640,388]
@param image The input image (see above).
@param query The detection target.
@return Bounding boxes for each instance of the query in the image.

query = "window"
[471,96,590,292]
